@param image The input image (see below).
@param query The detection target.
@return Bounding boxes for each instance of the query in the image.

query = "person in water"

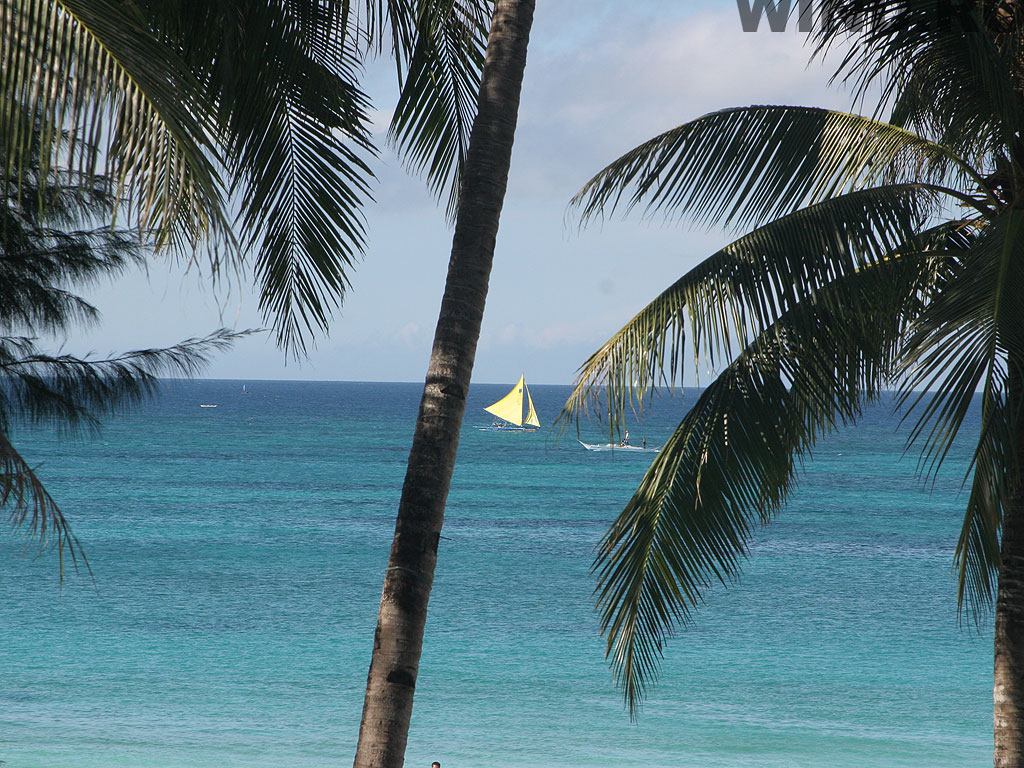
[432,763,441,768]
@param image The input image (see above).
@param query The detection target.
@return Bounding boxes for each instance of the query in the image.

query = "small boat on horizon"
[480,374,541,431]
[241,384,251,395]
[199,404,218,408]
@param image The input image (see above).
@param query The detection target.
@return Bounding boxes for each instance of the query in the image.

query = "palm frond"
[138,0,380,355]
[955,363,1012,623]
[592,251,943,716]
[234,43,375,355]
[896,211,1024,620]
[1,0,230,249]
[569,106,978,232]
[558,184,935,439]
[897,212,1023,479]
[389,0,488,220]
[814,0,1022,158]
[0,427,85,582]
[361,0,414,56]
[0,329,250,435]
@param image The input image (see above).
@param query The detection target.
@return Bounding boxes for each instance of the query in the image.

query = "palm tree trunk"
[997,503,1024,767]
[996,407,1024,767]
[352,2,535,767]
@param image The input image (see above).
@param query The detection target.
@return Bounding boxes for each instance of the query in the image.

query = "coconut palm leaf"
[893,212,1024,620]
[592,251,943,716]
[884,32,1018,162]
[229,31,375,356]
[135,0,378,354]
[0,0,229,249]
[389,0,488,220]
[559,184,936,439]
[5,0,495,354]
[167,0,488,349]
[955,362,1012,620]
[815,0,1022,157]
[0,426,83,581]
[569,106,983,232]
[897,213,1023,478]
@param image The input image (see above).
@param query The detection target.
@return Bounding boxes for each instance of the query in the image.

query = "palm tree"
[353,1,536,766]
[560,0,1024,764]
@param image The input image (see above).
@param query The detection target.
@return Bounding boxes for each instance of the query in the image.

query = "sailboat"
[481,374,541,431]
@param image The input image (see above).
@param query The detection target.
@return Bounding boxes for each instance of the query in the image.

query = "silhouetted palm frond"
[565,5,1021,711]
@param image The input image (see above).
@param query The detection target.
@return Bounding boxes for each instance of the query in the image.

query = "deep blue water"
[0,380,991,767]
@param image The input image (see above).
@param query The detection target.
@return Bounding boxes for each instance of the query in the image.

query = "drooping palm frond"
[5,0,494,355]
[568,0,1024,730]
[389,0,489,220]
[1,0,229,249]
[894,211,1024,619]
[284,0,354,68]
[884,32,1019,163]
[138,0,379,355]
[0,426,83,581]
[359,0,413,54]
[0,329,248,435]
[558,184,937,439]
[591,251,944,716]
[569,106,984,231]
[896,213,1022,478]
[815,0,1023,159]
[232,35,375,356]
[138,0,489,353]
[954,361,1012,621]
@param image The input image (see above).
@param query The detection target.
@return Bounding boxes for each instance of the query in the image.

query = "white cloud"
[498,324,522,345]
[511,6,867,199]
[533,320,606,350]
[393,321,421,346]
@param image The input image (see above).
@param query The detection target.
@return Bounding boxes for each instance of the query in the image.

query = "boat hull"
[578,440,657,452]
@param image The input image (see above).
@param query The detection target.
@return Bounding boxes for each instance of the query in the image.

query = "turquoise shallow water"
[0,380,991,767]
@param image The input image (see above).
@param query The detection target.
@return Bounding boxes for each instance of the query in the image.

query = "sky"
[64,0,869,386]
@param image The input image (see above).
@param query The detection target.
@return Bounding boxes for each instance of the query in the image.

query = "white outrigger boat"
[480,374,541,431]
[578,439,658,452]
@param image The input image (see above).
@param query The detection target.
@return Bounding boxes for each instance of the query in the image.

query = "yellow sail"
[524,385,540,427]
[484,374,527,426]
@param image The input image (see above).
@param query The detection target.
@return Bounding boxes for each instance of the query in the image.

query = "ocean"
[0,380,991,767]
